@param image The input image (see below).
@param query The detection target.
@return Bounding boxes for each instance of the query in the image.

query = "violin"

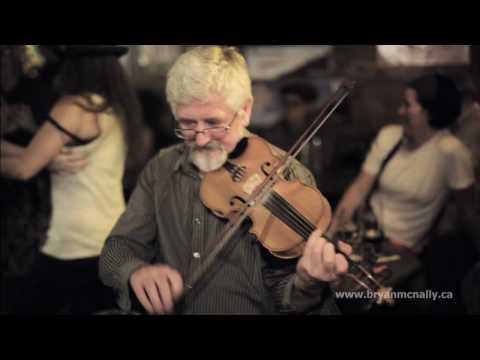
[201,135,331,259]
[183,81,394,305]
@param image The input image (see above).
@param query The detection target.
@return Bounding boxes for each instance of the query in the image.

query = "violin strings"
[264,193,379,290]
[271,192,316,234]
[263,201,313,248]
[264,192,315,238]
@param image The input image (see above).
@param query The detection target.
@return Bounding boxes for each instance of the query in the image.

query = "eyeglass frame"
[173,111,240,140]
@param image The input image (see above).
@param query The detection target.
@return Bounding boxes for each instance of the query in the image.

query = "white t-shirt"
[42,98,127,260]
[363,125,474,252]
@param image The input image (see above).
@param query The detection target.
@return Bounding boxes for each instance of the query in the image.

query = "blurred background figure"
[460,45,480,315]
[1,45,63,313]
[258,82,325,188]
[1,45,143,314]
[331,73,478,313]
[122,88,179,200]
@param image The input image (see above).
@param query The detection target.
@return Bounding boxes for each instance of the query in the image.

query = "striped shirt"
[99,138,339,315]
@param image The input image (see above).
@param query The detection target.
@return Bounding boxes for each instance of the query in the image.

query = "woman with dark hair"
[1,45,142,314]
[51,45,143,166]
[330,73,479,313]
[332,73,475,253]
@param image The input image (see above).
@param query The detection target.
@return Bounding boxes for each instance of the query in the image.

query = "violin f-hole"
[261,161,273,176]
[230,196,246,209]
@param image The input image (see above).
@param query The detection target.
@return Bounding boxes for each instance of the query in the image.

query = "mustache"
[188,140,223,152]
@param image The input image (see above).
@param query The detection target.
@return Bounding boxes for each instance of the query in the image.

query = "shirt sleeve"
[262,263,339,314]
[362,125,403,176]
[99,155,161,312]
[443,138,475,190]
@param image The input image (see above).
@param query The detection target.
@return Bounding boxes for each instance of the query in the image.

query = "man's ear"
[240,98,254,127]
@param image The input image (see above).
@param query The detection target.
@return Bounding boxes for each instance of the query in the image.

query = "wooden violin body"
[200,135,331,259]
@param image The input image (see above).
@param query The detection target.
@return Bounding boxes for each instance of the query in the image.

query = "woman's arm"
[1,140,25,157]
[330,170,376,234]
[0,98,87,181]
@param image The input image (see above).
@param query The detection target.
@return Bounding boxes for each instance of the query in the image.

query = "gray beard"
[188,141,228,172]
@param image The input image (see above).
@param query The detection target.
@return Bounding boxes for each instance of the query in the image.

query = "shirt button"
[193,252,201,259]
[194,218,201,225]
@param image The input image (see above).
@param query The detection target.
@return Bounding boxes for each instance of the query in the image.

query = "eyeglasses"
[174,111,239,140]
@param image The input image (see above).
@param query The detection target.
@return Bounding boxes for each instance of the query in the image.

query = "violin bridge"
[242,173,262,195]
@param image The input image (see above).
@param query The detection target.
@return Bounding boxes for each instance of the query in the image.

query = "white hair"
[166,46,252,115]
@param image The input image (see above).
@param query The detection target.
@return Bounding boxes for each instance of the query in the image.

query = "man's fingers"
[155,278,174,314]
[309,233,326,265]
[131,283,154,314]
[335,254,349,274]
[167,271,184,301]
[144,280,164,314]
[322,242,336,274]
[129,265,185,315]
[337,241,353,256]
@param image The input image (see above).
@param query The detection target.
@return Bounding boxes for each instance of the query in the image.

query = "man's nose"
[195,131,211,147]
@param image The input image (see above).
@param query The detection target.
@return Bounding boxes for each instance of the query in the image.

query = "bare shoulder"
[49,95,98,137]
[52,95,98,118]
[53,95,92,111]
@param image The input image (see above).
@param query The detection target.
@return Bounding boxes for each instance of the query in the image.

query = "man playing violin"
[99,46,352,315]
